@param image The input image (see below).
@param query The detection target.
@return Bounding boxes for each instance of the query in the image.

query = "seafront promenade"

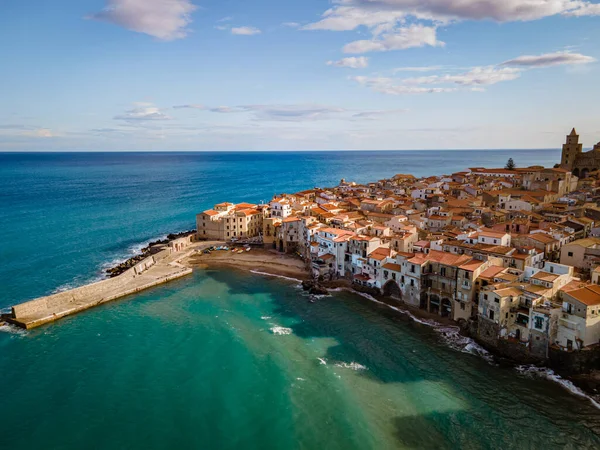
[6,241,221,329]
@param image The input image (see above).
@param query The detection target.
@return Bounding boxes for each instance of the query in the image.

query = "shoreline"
[3,234,599,407]
[185,246,310,281]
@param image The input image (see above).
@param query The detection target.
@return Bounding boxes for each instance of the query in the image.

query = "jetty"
[6,239,220,329]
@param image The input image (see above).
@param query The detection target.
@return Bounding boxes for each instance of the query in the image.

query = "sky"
[1,0,600,151]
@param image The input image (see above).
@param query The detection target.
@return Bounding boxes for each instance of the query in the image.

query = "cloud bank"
[89,0,196,40]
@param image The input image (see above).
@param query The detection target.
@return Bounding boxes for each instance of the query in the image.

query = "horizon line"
[0,148,563,154]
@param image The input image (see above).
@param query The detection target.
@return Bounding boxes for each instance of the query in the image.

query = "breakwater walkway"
[6,240,221,329]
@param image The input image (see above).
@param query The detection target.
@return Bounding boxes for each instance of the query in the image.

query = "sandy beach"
[186,246,310,280]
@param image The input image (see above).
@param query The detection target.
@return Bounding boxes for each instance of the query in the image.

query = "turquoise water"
[3,150,600,449]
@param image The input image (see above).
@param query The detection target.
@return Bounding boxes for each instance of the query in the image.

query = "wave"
[270,326,292,335]
[332,287,492,362]
[0,323,26,336]
[318,357,327,365]
[335,361,368,371]
[260,316,272,320]
[99,233,170,273]
[249,270,303,285]
[516,365,600,410]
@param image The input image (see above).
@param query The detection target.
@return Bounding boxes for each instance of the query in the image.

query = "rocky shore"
[105,230,196,278]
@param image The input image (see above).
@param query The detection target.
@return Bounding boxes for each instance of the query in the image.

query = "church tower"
[561,128,582,170]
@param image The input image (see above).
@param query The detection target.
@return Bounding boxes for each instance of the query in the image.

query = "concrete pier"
[7,241,220,329]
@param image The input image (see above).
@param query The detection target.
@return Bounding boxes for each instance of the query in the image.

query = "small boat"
[245,248,251,252]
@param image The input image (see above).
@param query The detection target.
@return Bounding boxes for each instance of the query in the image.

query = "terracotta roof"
[459,259,485,271]
[382,263,402,272]
[203,209,220,216]
[369,247,392,261]
[494,287,523,298]
[236,209,260,216]
[531,271,560,282]
[235,202,257,209]
[527,233,559,244]
[565,284,600,306]
[479,265,506,279]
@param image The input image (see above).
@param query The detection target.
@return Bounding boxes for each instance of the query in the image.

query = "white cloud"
[303,6,406,31]
[393,65,445,72]
[352,66,521,95]
[403,66,522,86]
[172,104,246,113]
[343,24,443,53]
[500,51,597,67]
[114,103,171,121]
[231,26,261,35]
[352,109,408,119]
[316,1,600,23]
[29,128,56,138]
[353,76,458,94]
[304,1,600,54]
[562,2,600,16]
[173,103,408,122]
[241,105,346,121]
[89,0,196,40]
[282,22,301,28]
[351,49,596,95]
[327,56,369,68]
[217,16,233,23]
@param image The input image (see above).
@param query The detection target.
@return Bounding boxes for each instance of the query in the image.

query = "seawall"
[7,241,218,329]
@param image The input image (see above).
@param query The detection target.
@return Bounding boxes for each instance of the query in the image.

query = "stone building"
[560,128,600,178]
[196,202,264,241]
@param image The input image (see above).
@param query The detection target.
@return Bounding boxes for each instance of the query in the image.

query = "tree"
[505,158,516,170]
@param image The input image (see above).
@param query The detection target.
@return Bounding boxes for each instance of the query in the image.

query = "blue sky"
[0,0,599,151]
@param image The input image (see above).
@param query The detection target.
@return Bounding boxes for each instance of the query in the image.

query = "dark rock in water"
[105,229,196,278]
[309,285,329,296]
[301,280,313,291]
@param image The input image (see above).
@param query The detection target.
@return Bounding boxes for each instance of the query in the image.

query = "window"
[568,252,573,257]
[410,279,414,287]
[489,310,495,320]
[534,316,544,330]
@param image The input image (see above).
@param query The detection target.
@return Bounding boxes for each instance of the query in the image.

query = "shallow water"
[1,270,599,449]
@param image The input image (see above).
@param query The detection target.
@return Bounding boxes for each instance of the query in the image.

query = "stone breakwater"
[105,230,196,278]
[5,241,215,329]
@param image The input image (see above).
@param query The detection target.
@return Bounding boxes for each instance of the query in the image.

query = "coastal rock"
[105,230,196,278]
[301,280,328,296]
[309,285,329,296]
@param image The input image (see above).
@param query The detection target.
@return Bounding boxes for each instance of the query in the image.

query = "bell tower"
[561,128,582,170]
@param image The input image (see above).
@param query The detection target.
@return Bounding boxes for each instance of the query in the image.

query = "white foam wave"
[434,326,494,363]
[260,316,272,320]
[0,323,26,335]
[335,361,367,371]
[331,287,493,363]
[516,365,600,410]
[318,357,327,365]
[250,270,303,284]
[270,326,292,335]
[99,232,171,273]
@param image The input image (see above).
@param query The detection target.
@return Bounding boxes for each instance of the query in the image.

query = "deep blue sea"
[3,149,600,449]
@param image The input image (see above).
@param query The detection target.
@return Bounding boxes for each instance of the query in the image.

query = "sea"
[1,150,600,449]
